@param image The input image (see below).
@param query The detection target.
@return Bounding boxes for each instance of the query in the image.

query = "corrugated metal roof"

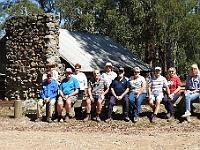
[59,29,152,72]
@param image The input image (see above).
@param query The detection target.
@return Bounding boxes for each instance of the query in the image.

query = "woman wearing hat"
[42,62,58,82]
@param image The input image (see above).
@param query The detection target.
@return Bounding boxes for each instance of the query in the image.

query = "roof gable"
[59,29,152,72]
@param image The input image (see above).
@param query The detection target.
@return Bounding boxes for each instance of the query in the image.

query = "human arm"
[118,88,129,100]
[88,87,94,102]
[49,81,59,100]
[136,79,146,98]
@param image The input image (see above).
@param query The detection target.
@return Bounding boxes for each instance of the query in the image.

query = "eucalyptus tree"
[0,0,43,37]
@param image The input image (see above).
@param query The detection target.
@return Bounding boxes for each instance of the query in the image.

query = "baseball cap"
[66,68,72,73]
[155,67,161,71]
[118,66,124,72]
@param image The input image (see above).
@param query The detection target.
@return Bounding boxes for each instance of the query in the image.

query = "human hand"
[117,95,123,100]
[90,96,94,103]
[169,94,174,99]
[63,95,68,101]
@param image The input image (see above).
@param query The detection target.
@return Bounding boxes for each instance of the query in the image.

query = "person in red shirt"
[163,67,181,122]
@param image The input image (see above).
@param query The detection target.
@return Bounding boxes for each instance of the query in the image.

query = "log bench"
[73,92,200,117]
[0,100,22,118]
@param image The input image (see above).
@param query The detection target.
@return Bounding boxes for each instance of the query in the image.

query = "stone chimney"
[5,13,64,100]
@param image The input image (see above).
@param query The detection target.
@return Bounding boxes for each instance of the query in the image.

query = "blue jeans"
[185,92,200,111]
[129,92,146,118]
[107,95,129,118]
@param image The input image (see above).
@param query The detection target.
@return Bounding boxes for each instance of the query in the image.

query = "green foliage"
[0,0,200,78]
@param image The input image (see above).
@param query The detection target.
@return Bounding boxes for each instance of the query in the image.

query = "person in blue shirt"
[105,66,130,122]
[57,68,80,122]
[35,72,59,123]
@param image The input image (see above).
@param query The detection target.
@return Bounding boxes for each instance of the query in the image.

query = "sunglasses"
[134,71,140,73]
[191,68,197,70]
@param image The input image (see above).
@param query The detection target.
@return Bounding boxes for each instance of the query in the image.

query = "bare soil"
[0,107,200,150]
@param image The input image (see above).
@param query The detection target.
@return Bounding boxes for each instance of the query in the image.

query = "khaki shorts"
[57,96,77,106]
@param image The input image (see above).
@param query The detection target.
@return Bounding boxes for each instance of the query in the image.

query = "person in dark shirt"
[105,66,130,122]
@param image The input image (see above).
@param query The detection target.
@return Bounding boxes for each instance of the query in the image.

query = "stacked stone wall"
[5,13,64,100]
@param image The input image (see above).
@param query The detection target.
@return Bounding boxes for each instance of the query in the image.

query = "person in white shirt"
[101,62,117,99]
[129,67,146,122]
[73,63,87,99]
[148,66,170,123]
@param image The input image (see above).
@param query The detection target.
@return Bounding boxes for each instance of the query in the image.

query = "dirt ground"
[0,107,200,150]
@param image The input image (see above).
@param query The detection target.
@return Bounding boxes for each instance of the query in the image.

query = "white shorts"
[149,93,163,101]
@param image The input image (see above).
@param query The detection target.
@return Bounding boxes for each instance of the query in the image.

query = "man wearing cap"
[105,66,130,122]
[148,66,170,123]
[42,62,59,83]
[35,72,59,123]
[57,68,80,122]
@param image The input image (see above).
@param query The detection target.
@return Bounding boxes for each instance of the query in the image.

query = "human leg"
[47,99,56,122]
[57,96,64,122]
[96,98,103,122]
[134,93,146,118]
[65,96,76,122]
[182,92,200,118]
[105,96,116,122]
[83,98,92,122]
[123,94,130,122]
[36,99,45,122]
[129,92,136,118]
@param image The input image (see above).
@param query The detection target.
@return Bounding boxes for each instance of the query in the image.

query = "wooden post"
[14,100,22,118]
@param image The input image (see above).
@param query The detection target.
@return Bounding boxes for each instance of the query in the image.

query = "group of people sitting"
[35,62,200,123]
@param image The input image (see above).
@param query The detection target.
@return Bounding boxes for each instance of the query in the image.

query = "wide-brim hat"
[105,62,113,68]
[66,68,73,73]
[46,62,56,68]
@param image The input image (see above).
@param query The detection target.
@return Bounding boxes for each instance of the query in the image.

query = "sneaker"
[96,116,101,122]
[166,113,171,119]
[124,116,130,122]
[57,115,63,122]
[105,118,111,123]
[35,117,42,122]
[64,116,70,122]
[133,117,139,123]
[151,114,156,123]
[186,116,192,122]
[83,115,90,122]
[167,115,174,122]
[181,111,191,118]
[47,118,53,123]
